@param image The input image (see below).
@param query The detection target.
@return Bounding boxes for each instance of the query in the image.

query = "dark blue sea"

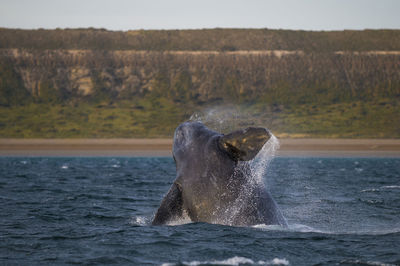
[0,157,399,265]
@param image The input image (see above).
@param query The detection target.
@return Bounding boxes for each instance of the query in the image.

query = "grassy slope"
[275,100,399,138]
[0,99,186,138]
[1,99,398,138]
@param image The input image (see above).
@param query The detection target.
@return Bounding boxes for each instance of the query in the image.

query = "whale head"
[151,121,286,226]
[173,121,271,166]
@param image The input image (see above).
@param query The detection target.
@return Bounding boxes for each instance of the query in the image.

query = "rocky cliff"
[1,48,399,106]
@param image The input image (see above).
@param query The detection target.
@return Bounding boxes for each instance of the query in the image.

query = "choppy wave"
[1,157,399,265]
[162,256,290,266]
[381,185,400,189]
[131,216,400,237]
[252,223,400,236]
[361,185,400,193]
[340,259,397,266]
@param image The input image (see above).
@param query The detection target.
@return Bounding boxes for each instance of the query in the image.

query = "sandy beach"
[1,138,400,157]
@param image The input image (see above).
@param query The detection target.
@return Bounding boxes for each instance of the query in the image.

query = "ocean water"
[0,156,399,265]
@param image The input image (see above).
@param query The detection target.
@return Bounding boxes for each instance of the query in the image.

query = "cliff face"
[1,49,154,101]
[1,49,399,106]
[1,28,400,138]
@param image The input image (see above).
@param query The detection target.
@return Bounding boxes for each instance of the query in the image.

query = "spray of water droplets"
[189,106,258,134]
[190,106,280,185]
[221,135,280,225]
[189,107,281,225]
[250,134,280,186]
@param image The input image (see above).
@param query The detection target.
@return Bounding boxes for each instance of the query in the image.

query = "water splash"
[189,106,257,134]
[129,216,150,226]
[250,134,280,185]
[162,256,290,266]
[253,223,325,233]
[219,133,282,226]
[191,107,279,183]
[165,209,192,226]
[381,185,400,189]
[361,185,400,193]
[189,108,284,226]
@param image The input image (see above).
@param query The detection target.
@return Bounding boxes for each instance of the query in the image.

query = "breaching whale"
[152,121,287,226]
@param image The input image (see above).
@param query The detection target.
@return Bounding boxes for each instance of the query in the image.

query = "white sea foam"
[130,214,192,227]
[61,165,68,169]
[129,216,149,226]
[253,222,400,236]
[161,256,289,266]
[252,223,326,234]
[292,224,400,236]
[289,224,330,234]
[381,185,400,189]
[252,224,286,231]
[166,213,192,226]
[361,188,379,193]
[361,185,400,193]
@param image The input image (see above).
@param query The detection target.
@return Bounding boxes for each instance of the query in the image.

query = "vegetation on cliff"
[1,28,400,52]
[0,28,399,138]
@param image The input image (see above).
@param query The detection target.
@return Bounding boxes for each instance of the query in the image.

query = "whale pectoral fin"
[219,127,271,161]
[152,182,183,225]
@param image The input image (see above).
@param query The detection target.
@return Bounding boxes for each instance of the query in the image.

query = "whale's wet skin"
[153,121,286,226]
[1,156,399,264]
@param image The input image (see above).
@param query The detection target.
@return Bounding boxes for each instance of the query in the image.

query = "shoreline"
[1,138,400,157]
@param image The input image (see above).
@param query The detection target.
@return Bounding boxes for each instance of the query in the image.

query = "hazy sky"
[0,0,399,31]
